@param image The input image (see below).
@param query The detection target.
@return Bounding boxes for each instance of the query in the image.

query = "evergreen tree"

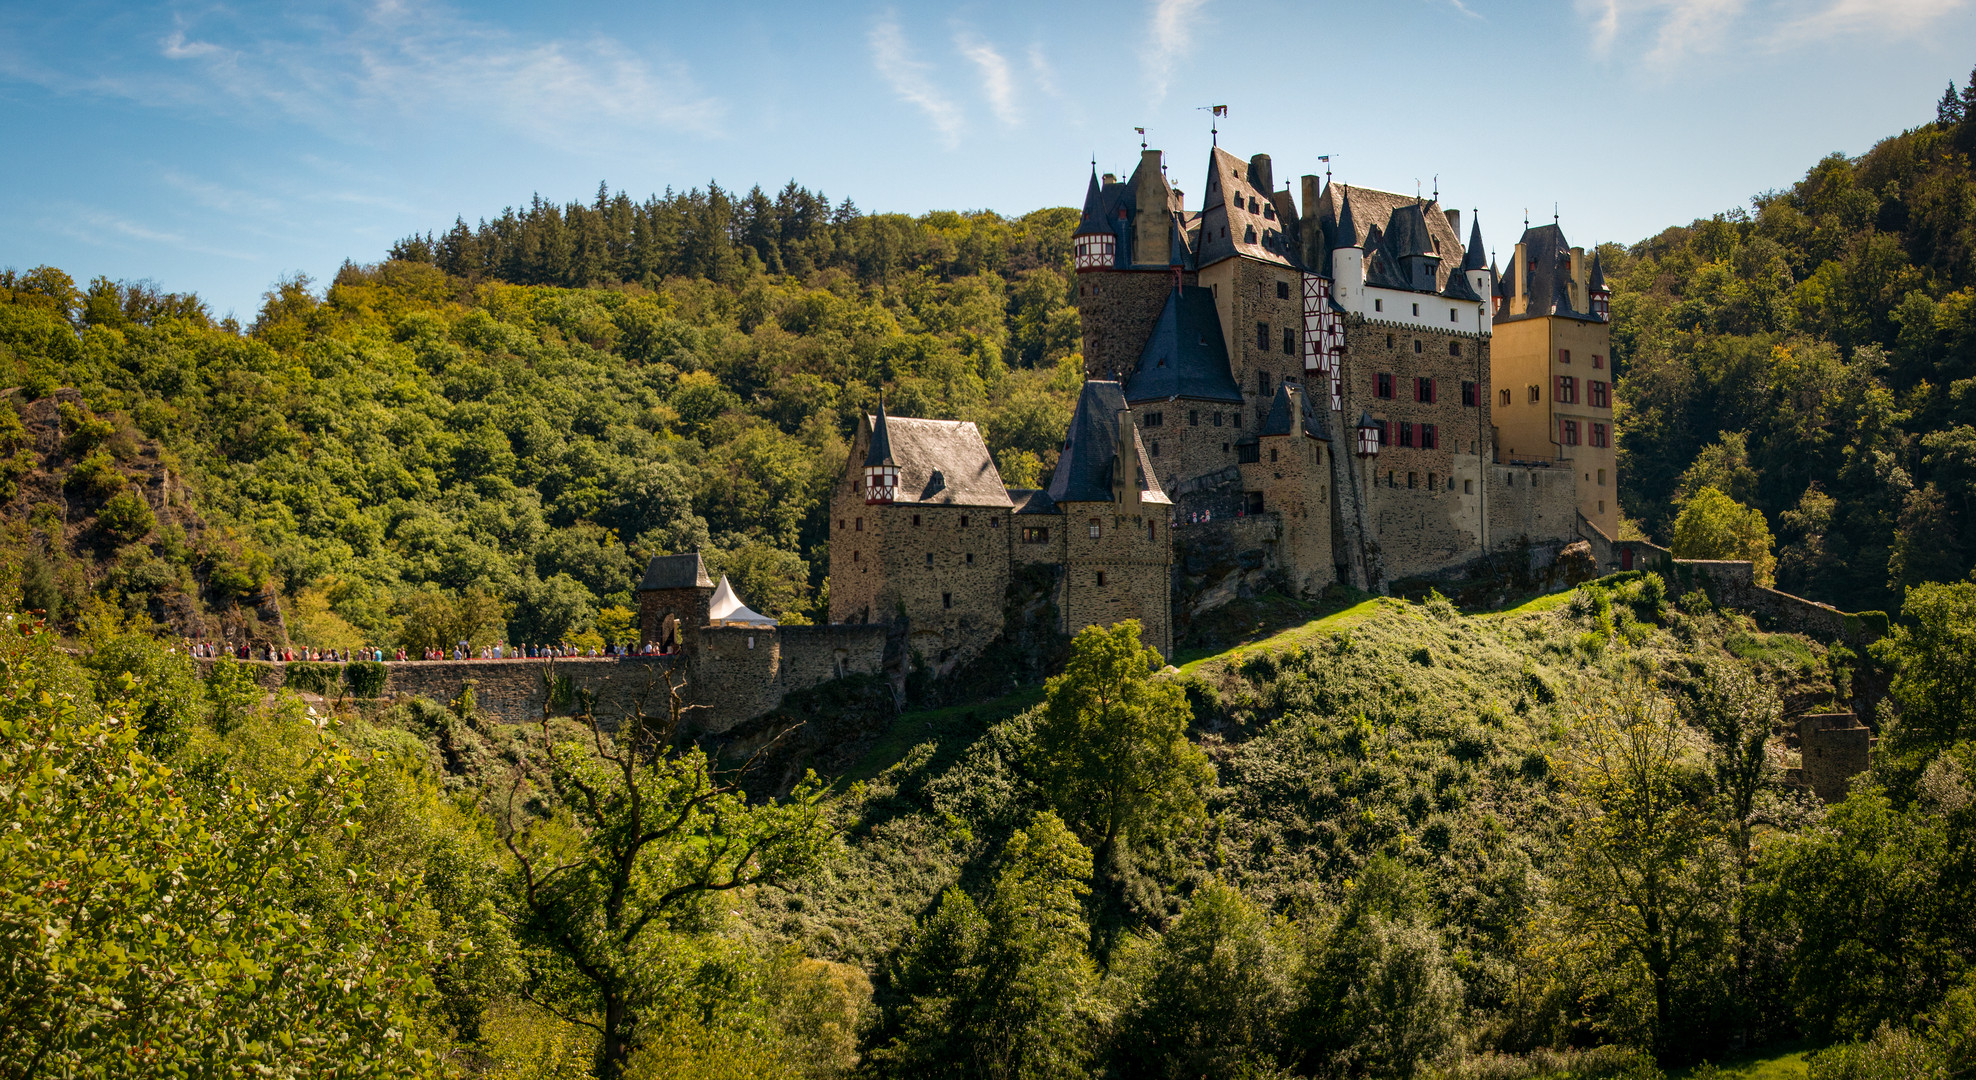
[1938,81,1963,127]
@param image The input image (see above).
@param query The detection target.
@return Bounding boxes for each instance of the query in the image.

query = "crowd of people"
[183,640,662,662]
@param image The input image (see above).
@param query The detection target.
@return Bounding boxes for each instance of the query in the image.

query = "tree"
[868,811,1098,1080]
[398,585,509,653]
[501,668,834,1079]
[1111,880,1295,1078]
[1559,685,1731,1060]
[1672,486,1777,586]
[1876,581,1976,756]
[1939,80,1965,127]
[1029,620,1211,869]
[0,625,444,1076]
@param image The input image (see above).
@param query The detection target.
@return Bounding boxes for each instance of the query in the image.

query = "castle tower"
[1073,151,1191,382]
[1250,381,1334,596]
[1049,381,1174,657]
[636,552,715,652]
[1489,223,1617,537]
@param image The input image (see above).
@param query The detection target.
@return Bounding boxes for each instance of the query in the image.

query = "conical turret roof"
[1589,250,1608,292]
[863,403,895,468]
[1074,165,1108,237]
[708,575,776,626]
[1462,217,1488,271]
[1333,185,1360,249]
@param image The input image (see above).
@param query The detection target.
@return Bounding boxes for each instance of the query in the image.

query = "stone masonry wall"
[1078,269,1178,382]
[1487,462,1581,553]
[1136,403,1245,503]
[1057,499,1173,657]
[1250,430,1334,595]
[1799,713,1871,804]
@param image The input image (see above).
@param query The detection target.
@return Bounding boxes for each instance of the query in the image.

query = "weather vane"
[1135,126,1147,150]
[1196,105,1227,147]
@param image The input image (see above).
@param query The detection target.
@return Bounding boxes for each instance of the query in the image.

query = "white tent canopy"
[707,575,776,626]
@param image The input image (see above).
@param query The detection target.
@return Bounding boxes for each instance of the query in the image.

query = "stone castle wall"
[1078,269,1181,381]
[1799,713,1871,804]
[1248,431,1335,595]
[1057,500,1174,657]
[1487,462,1582,554]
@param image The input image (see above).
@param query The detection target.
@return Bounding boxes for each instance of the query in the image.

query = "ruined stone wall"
[1077,269,1176,381]
[1486,462,1581,552]
[1799,713,1871,804]
[1056,499,1173,657]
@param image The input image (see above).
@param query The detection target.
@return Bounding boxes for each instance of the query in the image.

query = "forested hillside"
[1610,78,1976,611]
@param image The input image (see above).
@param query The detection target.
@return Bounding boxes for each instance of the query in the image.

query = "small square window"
[1412,303,1420,316]
[912,514,921,526]
[925,552,933,565]
[1276,280,1290,299]
[966,552,974,564]
[1375,298,1384,312]
[1450,308,1459,322]
[1559,349,1572,364]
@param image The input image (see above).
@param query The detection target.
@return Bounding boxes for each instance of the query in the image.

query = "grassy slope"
[750,577,1841,987]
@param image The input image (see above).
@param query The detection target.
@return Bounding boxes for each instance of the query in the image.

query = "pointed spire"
[1589,250,1608,292]
[1333,185,1360,250]
[1462,215,1488,271]
[1074,164,1108,237]
[863,401,895,468]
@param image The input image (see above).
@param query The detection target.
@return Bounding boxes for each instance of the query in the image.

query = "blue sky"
[4,0,1973,321]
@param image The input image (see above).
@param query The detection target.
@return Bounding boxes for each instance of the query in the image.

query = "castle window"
[1264,204,1276,220]
[1464,479,1474,494]
[856,517,863,531]
[1422,423,1439,449]
[1592,423,1609,448]
[1022,526,1049,543]
[1593,354,1605,369]
[1500,388,1512,407]
[1089,519,1102,538]
[1213,412,1223,427]
[1096,571,1107,587]
[1374,420,1388,446]
[1450,308,1459,322]
[1413,338,1422,353]
[747,636,755,649]
[1385,332,1393,347]
[1270,447,1279,463]
[1243,492,1265,514]
[1408,472,1418,489]
[943,593,952,609]
[1277,280,1290,299]
[1258,369,1270,394]
[838,519,845,530]
[926,552,934,565]
[1429,472,1438,489]
[1559,349,1571,364]
[1238,442,1260,464]
[1556,376,1578,404]
[1148,521,1157,541]
[1598,467,1607,486]
[1528,384,1541,404]
[1398,422,1414,448]
[1151,441,1160,457]
[991,516,1000,527]
[1590,380,1610,408]
[853,550,860,562]
[1283,328,1295,355]
[1189,410,1199,426]
[1560,419,1581,446]
[1416,377,1436,404]
[966,553,974,564]
[1462,381,1478,407]
[960,515,969,527]
[912,514,922,526]
[1599,500,1605,514]
[1377,373,1393,399]
[1375,299,1384,312]
[1412,303,1420,316]
[1387,471,1396,487]
[1233,412,1241,429]
[1144,411,1163,427]
[1257,322,1270,350]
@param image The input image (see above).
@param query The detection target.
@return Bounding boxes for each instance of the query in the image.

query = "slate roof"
[864,404,896,467]
[1123,286,1246,405]
[1259,382,1329,439]
[638,552,712,592]
[1047,381,1172,506]
[1009,488,1060,516]
[1461,218,1489,271]
[1497,223,1603,323]
[1312,182,1468,288]
[1589,251,1607,292]
[1195,147,1301,270]
[861,414,1014,507]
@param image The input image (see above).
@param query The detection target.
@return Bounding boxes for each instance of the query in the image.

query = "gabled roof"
[1123,286,1245,404]
[1047,381,1172,506]
[860,413,1014,507]
[1260,382,1328,439]
[1195,147,1300,270]
[1498,223,1602,323]
[708,575,776,626]
[1384,202,1439,260]
[1309,181,1468,285]
[638,552,712,591]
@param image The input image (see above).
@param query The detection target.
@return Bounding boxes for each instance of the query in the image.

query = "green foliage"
[285,659,344,695]
[65,447,126,499]
[79,631,209,756]
[345,658,388,698]
[1110,880,1295,1078]
[1875,581,1976,755]
[503,673,835,1079]
[1673,487,1778,586]
[867,811,1097,1080]
[0,625,444,1075]
[95,488,156,543]
[1030,620,1212,866]
[398,586,507,653]
[204,655,262,736]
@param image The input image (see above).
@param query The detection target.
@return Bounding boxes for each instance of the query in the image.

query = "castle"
[639,142,1621,708]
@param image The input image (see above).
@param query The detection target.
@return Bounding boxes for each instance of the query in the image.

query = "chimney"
[1570,246,1587,310]
[1134,150,1170,267]
[1102,173,1117,185]
[1444,209,1462,236]
[1249,153,1273,194]
[1512,242,1528,315]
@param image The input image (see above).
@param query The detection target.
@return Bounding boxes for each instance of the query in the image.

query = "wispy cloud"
[1445,0,1484,19]
[956,34,1018,127]
[1144,0,1205,103]
[1585,0,1967,66]
[55,207,257,261]
[870,14,963,147]
[2,1,724,152]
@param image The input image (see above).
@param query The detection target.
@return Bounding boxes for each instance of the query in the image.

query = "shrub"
[96,490,155,543]
[343,660,387,699]
[65,450,125,498]
[283,661,342,696]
